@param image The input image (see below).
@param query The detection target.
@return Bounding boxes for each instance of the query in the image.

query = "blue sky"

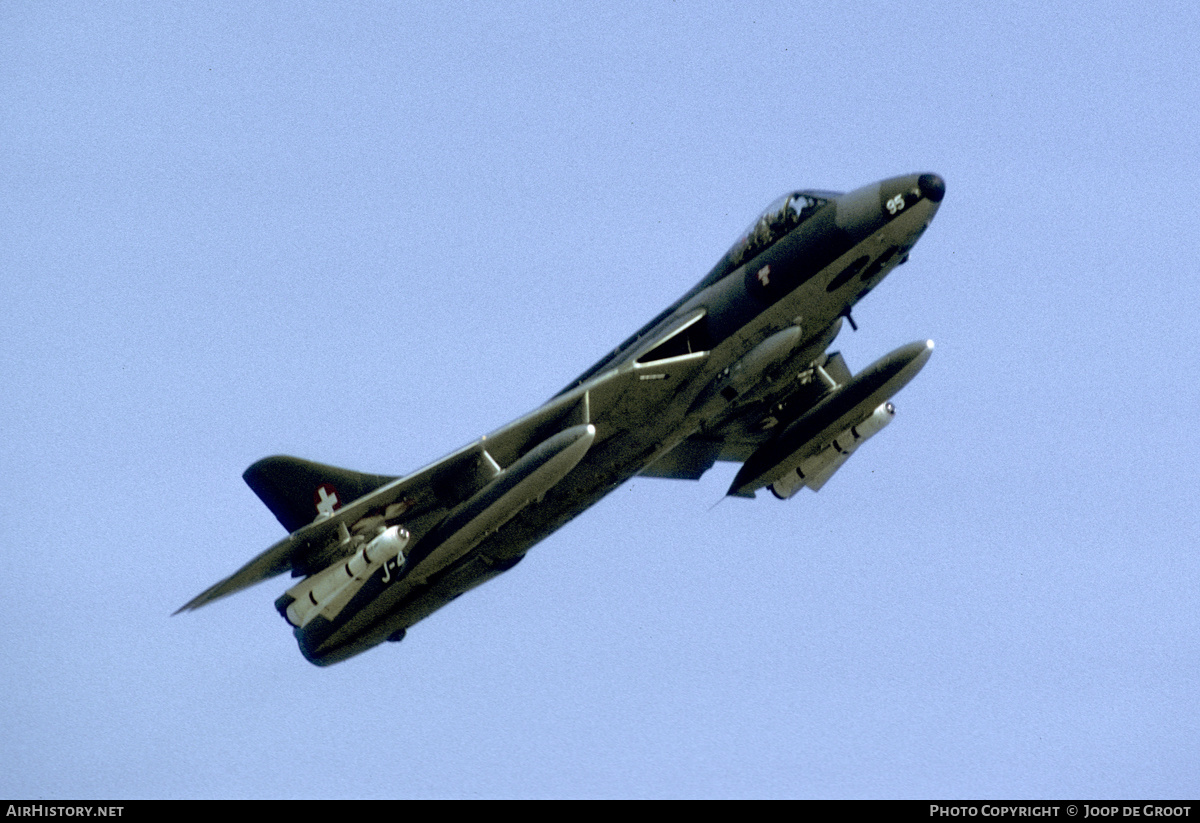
[3,1,1199,798]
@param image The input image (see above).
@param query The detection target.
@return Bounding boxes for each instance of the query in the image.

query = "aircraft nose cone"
[918,173,946,203]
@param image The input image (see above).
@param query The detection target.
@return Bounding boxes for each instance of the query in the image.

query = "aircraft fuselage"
[177,172,944,665]
[298,173,945,664]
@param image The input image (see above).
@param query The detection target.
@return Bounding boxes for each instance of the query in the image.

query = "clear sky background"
[3,1,1198,799]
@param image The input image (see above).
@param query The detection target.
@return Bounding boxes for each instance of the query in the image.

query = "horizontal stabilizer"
[174,458,398,613]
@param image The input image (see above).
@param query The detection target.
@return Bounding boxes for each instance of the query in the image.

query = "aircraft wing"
[638,350,853,480]
[178,350,714,613]
[174,436,500,613]
[637,439,725,480]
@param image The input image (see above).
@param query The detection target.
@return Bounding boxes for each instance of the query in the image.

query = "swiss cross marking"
[757,264,771,287]
[315,484,340,516]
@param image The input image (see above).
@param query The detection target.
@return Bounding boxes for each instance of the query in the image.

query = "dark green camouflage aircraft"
[177,172,945,665]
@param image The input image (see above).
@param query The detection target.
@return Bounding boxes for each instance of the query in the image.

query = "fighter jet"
[177,172,945,666]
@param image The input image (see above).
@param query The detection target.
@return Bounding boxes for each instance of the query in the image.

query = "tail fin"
[244,455,397,533]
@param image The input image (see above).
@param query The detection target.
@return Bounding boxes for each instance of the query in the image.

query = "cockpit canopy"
[556,189,837,397]
[727,191,831,270]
